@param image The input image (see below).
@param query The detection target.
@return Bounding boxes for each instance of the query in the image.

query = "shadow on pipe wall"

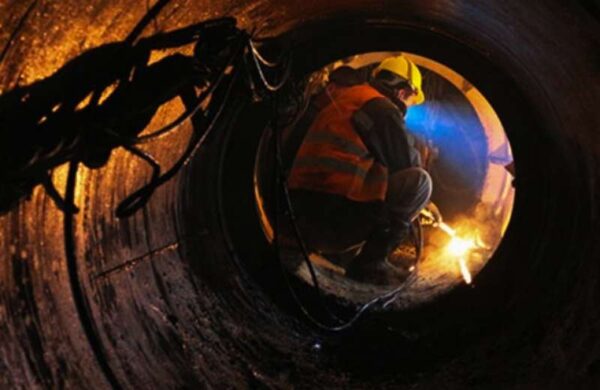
[0,18,240,216]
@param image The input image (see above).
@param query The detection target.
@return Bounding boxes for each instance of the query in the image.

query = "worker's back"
[288,83,389,202]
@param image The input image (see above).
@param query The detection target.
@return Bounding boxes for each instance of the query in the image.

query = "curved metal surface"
[0,0,598,388]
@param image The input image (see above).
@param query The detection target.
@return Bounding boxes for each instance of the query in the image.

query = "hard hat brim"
[414,89,425,105]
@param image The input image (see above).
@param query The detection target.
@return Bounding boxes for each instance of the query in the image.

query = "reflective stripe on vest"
[288,84,389,202]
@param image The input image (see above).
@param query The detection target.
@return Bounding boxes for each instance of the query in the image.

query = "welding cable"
[94,19,244,145]
[7,19,245,218]
[277,167,416,331]
[263,56,349,326]
[98,29,248,146]
[41,171,79,214]
[249,40,280,68]
[115,31,287,216]
[270,92,346,327]
[248,40,291,92]
[115,66,241,218]
[12,130,84,214]
[277,168,346,327]
[17,113,84,177]
[135,18,239,51]
[128,34,248,144]
[32,27,253,178]
[276,157,416,330]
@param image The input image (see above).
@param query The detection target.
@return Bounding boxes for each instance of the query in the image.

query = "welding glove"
[426,201,442,226]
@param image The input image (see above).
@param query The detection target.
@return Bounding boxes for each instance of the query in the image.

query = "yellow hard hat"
[373,55,425,105]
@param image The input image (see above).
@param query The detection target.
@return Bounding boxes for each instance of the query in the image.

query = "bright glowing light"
[447,236,474,257]
[438,221,456,236]
[428,219,476,284]
[458,257,472,284]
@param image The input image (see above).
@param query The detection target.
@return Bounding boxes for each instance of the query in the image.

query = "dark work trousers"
[288,167,432,254]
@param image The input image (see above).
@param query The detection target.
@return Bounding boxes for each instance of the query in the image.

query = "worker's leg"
[287,189,381,253]
[386,167,432,226]
[346,167,432,284]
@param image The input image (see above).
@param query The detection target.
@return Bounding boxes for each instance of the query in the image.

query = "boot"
[345,224,410,285]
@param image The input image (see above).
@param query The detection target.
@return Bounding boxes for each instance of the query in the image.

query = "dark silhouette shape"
[0,17,245,215]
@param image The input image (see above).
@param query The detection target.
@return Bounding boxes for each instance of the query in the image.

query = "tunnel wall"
[0,0,599,388]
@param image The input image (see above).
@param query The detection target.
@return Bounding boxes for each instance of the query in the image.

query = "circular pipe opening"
[253,51,515,309]
[219,16,555,350]
[215,16,593,383]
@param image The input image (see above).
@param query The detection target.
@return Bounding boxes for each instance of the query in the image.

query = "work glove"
[421,201,442,226]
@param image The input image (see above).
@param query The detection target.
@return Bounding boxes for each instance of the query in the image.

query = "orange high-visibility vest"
[288,84,388,202]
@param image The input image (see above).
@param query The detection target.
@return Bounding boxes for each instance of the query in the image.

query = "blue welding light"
[404,101,488,193]
[404,104,429,138]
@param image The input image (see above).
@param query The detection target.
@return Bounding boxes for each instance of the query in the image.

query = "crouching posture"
[287,55,433,285]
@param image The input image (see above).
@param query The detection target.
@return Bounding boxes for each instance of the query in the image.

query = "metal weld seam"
[92,241,179,280]
[92,229,209,279]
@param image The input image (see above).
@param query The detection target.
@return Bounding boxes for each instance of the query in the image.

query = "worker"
[287,55,435,285]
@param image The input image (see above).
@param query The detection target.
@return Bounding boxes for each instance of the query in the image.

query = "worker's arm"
[352,97,421,173]
[412,135,438,171]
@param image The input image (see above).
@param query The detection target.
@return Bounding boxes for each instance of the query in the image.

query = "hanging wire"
[256,41,350,328]
[3,22,249,218]
[114,33,284,217]
[115,64,242,217]
[248,39,291,92]
[272,98,346,328]
[249,40,279,68]
[102,33,249,145]
[113,31,254,217]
